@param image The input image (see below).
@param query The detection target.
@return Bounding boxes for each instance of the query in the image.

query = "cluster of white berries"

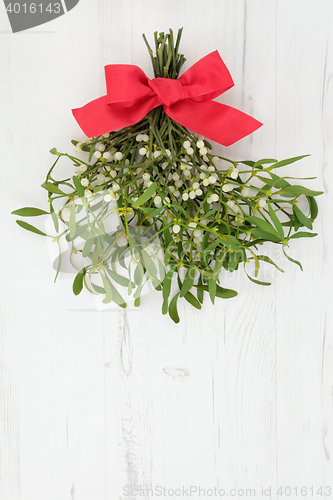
[71,136,136,202]
[136,133,150,143]
[74,138,125,164]
[74,142,84,154]
[187,221,205,245]
[69,134,269,251]
[138,146,171,160]
[171,216,211,247]
[226,199,239,213]
[73,134,250,218]
[155,140,244,209]
[183,138,208,159]
[73,163,88,175]
[94,143,123,162]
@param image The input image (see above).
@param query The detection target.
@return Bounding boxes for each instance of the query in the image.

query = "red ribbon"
[72,51,262,146]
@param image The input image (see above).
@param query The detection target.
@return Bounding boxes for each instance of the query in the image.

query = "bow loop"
[105,64,154,108]
[180,51,235,102]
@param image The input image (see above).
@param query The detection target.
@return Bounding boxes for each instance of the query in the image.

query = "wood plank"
[276,0,333,493]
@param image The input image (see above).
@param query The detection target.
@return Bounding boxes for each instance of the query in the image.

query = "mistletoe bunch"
[12,29,322,322]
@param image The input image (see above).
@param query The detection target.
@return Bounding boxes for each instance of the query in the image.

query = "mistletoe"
[12,29,322,322]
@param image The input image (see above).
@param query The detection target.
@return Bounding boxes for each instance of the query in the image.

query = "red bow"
[72,51,262,146]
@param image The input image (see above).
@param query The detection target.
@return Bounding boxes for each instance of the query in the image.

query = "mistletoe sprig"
[12,29,323,323]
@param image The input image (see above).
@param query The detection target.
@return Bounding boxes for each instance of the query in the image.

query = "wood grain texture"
[0,0,332,499]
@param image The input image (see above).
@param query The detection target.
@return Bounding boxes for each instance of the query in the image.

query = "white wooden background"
[1,1,333,499]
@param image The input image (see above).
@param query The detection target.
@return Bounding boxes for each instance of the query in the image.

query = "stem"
[142,28,186,79]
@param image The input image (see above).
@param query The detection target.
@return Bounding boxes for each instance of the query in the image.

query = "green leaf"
[133,282,143,300]
[179,267,195,297]
[270,155,310,169]
[208,279,216,304]
[133,182,157,207]
[196,284,238,299]
[49,147,59,155]
[73,175,85,197]
[88,200,103,213]
[201,230,210,259]
[134,262,145,286]
[230,250,244,272]
[257,174,292,191]
[246,216,281,238]
[138,206,163,216]
[215,233,241,251]
[184,291,201,309]
[293,204,313,230]
[69,203,76,239]
[82,230,96,258]
[73,268,85,296]
[11,207,49,217]
[142,250,157,278]
[307,196,318,221]
[245,271,271,286]
[106,267,131,288]
[197,267,215,281]
[253,158,277,168]
[15,220,47,237]
[162,299,168,315]
[268,172,291,189]
[164,241,177,266]
[91,239,102,267]
[169,293,180,323]
[101,273,114,303]
[201,209,216,219]
[257,255,284,272]
[162,266,176,301]
[109,281,126,308]
[283,247,303,271]
[246,248,260,277]
[214,284,238,299]
[66,223,90,242]
[163,222,172,247]
[293,213,302,231]
[91,283,105,294]
[127,263,133,295]
[239,160,255,167]
[280,185,323,197]
[41,182,66,195]
[157,258,166,284]
[267,202,284,238]
[213,250,226,279]
[197,275,204,304]
[250,228,281,241]
[256,175,285,189]
[281,221,295,227]
[88,143,95,162]
[50,202,59,233]
[289,231,318,239]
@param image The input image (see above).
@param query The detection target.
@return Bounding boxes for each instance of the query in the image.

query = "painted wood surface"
[1,1,332,499]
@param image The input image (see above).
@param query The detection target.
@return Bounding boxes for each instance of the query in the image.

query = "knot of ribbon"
[72,51,262,146]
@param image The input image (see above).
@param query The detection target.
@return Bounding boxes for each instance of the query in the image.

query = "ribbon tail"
[72,95,160,137]
[165,100,262,146]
